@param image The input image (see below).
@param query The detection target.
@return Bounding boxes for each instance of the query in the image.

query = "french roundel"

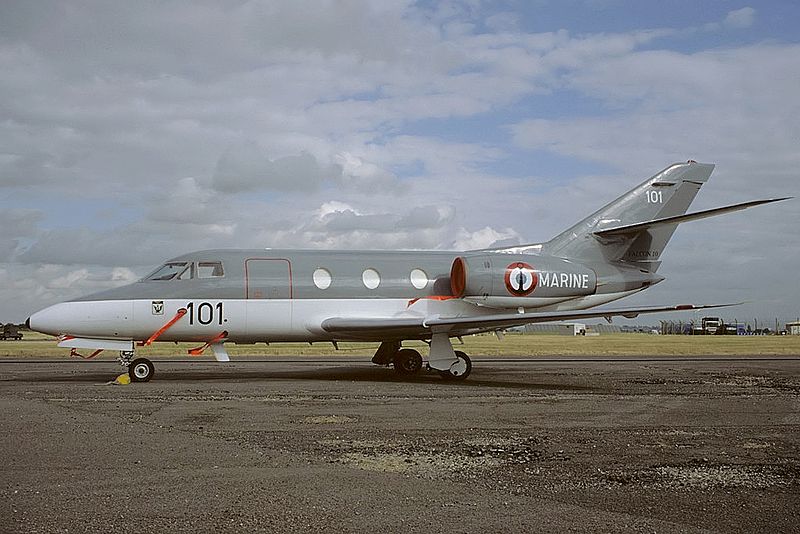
[504,262,537,296]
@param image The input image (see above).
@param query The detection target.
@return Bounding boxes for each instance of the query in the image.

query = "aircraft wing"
[320,302,738,340]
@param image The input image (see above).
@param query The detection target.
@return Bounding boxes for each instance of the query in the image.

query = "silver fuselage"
[28,248,660,343]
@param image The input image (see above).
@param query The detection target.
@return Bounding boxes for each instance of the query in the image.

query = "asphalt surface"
[1,356,798,533]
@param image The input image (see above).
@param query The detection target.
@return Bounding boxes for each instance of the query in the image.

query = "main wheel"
[129,358,155,383]
[438,351,472,381]
[393,349,424,375]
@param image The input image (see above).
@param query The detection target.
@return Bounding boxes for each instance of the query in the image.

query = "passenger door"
[245,258,292,337]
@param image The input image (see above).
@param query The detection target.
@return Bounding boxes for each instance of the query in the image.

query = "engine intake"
[450,253,596,299]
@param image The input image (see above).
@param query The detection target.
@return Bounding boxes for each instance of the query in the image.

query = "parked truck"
[1,323,23,340]
[701,317,723,335]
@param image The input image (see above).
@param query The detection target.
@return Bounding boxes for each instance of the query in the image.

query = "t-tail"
[539,161,788,271]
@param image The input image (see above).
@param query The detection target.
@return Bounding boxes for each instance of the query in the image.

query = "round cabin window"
[313,268,332,289]
[410,268,428,290]
[362,268,380,290]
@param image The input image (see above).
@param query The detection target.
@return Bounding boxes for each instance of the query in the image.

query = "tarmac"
[1,355,798,533]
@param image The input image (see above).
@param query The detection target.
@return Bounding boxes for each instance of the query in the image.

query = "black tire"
[393,349,424,375]
[438,351,472,381]
[129,358,155,383]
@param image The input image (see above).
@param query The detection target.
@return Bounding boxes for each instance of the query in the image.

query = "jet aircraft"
[27,161,788,382]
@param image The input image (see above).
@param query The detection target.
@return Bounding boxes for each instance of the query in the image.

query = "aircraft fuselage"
[28,248,655,344]
[28,162,781,382]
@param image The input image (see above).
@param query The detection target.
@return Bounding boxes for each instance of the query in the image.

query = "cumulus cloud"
[18,228,140,266]
[0,263,140,320]
[315,201,355,219]
[484,12,520,32]
[47,266,138,290]
[0,208,43,237]
[0,208,43,261]
[333,152,399,192]
[148,177,225,224]
[452,226,522,250]
[213,144,340,193]
[397,206,456,229]
[511,43,800,189]
[318,208,396,233]
[262,201,463,250]
[0,238,18,262]
[700,7,756,33]
[723,7,756,29]
[211,146,400,194]
[0,151,57,188]
[0,1,796,323]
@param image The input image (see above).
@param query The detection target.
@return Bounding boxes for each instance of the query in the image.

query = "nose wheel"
[129,358,155,382]
[118,351,155,383]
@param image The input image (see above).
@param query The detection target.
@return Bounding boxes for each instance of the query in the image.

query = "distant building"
[591,323,624,334]
[523,323,588,336]
[787,321,800,335]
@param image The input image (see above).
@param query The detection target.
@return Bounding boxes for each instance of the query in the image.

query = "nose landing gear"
[119,351,155,383]
[129,358,155,382]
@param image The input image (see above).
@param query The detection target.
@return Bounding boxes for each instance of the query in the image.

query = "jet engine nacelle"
[450,254,597,304]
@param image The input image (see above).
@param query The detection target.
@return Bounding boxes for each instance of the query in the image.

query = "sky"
[1,0,798,326]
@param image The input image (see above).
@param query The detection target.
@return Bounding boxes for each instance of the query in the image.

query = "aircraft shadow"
[17,365,597,391]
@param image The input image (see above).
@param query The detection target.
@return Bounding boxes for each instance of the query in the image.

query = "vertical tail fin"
[542,161,715,269]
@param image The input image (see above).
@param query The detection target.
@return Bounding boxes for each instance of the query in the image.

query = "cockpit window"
[144,261,224,281]
[146,262,189,281]
[197,261,224,278]
[176,263,194,280]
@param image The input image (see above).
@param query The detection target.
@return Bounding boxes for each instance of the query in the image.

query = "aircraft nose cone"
[27,306,62,336]
[28,300,133,337]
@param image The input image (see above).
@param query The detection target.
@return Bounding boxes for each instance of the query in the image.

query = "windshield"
[143,260,224,281]
[145,262,190,281]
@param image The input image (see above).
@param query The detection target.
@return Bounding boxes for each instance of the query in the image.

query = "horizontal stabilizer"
[594,198,791,238]
[321,302,740,340]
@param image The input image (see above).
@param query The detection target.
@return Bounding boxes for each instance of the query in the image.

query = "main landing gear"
[119,351,155,383]
[371,337,472,381]
[394,348,424,375]
[442,350,471,381]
